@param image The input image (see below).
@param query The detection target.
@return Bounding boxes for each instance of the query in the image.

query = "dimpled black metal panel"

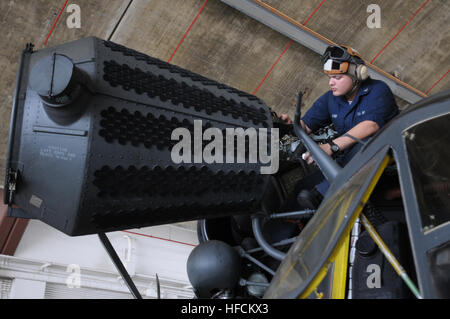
[102,60,268,125]
[103,40,263,103]
[5,37,273,236]
[93,165,264,199]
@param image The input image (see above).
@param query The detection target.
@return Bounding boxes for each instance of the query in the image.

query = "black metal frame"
[98,232,143,299]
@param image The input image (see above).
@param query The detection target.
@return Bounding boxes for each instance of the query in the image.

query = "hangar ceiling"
[0,0,449,186]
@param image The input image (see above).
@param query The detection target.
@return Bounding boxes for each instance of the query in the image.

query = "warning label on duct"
[29,195,43,208]
[39,145,76,161]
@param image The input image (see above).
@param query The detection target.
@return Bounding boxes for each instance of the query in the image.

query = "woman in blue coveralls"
[280,44,399,209]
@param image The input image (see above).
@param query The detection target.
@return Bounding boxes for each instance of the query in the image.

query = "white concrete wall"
[15,220,197,281]
[6,219,199,298]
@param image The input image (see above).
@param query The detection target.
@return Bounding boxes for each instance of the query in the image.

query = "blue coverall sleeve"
[301,92,331,132]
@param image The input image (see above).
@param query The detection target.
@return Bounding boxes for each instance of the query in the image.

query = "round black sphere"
[187,240,241,298]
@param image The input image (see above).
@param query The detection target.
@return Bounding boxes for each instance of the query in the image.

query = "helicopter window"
[427,240,450,298]
[264,148,390,298]
[403,112,450,233]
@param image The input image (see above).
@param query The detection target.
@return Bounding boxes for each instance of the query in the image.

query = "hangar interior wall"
[1,217,197,298]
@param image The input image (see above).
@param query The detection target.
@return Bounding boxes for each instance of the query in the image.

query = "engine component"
[4,37,274,236]
[246,272,269,297]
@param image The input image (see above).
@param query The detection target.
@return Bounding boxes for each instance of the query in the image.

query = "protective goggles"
[321,45,361,64]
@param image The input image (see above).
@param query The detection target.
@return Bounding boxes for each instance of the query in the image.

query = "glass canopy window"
[403,113,450,233]
[265,148,390,298]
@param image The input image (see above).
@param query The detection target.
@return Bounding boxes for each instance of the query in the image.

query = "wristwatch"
[328,140,340,155]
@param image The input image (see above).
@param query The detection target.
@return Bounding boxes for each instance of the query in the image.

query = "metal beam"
[221,0,427,104]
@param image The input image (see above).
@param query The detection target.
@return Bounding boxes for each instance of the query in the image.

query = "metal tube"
[347,217,361,299]
[360,214,422,299]
[246,236,297,254]
[238,247,276,276]
[270,209,315,219]
[239,279,270,287]
[252,215,286,261]
[293,91,341,183]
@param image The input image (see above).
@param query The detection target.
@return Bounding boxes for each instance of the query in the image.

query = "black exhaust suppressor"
[4,37,274,236]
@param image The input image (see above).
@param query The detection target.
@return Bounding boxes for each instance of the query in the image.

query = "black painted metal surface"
[5,37,273,236]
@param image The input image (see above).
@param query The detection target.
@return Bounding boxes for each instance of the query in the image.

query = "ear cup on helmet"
[356,64,369,81]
